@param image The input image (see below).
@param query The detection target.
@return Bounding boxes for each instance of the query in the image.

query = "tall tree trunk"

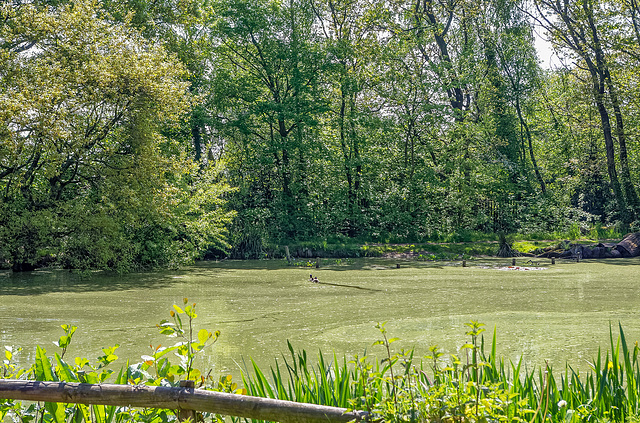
[537,0,631,222]
[338,85,356,236]
[349,93,362,209]
[515,97,547,193]
[191,121,203,162]
[590,70,627,219]
[626,0,640,46]
[603,69,640,216]
[414,0,468,121]
[581,3,632,222]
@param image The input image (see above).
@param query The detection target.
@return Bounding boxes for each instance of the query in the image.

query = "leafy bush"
[0,1,234,273]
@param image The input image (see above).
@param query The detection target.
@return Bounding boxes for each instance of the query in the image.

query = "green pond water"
[1,257,639,380]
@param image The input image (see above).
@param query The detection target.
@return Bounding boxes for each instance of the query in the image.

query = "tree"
[0,0,233,271]
[494,21,547,193]
[210,0,327,240]
[99,0,221,164]
[533,0,640,223]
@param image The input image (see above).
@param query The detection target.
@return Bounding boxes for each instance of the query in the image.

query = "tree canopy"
[1,0,639,269]
[0,0,234,271]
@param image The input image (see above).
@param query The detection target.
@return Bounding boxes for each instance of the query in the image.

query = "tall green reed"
[239,322,640,423]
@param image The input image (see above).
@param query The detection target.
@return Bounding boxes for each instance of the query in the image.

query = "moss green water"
[1,257,639,379]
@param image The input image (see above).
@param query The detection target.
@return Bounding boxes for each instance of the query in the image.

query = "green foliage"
[3,0,640,263]
[0,0,234,272]
[1,300,229,423]
[239,321,640,422]
[6,306,640,423]
[588,222,623,240]
[512,241,545,254]
[153,298,220,382]
[205,0,640,247]
[289,260,317,267]
[4,0,640,260]
[364,242,495,258]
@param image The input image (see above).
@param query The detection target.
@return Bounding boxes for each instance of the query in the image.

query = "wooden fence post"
[285,246,292,264]
[178,381,197,422]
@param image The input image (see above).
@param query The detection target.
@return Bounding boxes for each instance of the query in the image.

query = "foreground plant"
[1,300,225,423]
[5,307,640,423]
[241,322,640,423]
[145,298,220,384]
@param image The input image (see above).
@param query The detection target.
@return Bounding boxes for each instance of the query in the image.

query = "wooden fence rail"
[0,380,368,423]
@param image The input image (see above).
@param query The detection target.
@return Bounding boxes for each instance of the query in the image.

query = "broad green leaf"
[75,357,89,368]
[45,402,66,423]
[188,368,202,381]
[54,353,77,382]
[57,335,69,349]
[153,344,181,360]
[198,329,210,344]
[35,346,56,382]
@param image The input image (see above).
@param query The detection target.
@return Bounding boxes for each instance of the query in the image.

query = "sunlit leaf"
[198,329,210,344]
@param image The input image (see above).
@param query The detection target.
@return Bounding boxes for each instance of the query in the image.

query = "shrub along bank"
[224,226,624,260]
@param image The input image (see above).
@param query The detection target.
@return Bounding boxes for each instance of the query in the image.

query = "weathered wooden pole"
[285,246,292,264]
[512,258,516,266]
[178,380,197,422]
[551,258,555,265]
[0,380,367,423]
[315,257,320,268]
[462,260,467,268]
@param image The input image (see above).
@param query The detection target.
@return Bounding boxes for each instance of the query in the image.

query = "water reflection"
[0,269,177,296]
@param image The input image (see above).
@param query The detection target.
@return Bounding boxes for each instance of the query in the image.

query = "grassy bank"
[228,224,624,260]
[270,237,620,262]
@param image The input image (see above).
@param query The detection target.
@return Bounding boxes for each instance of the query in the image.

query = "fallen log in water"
[536,232,640,259]
[615,232,640,257]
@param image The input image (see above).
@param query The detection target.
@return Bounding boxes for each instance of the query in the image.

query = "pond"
[1,257,639,380]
